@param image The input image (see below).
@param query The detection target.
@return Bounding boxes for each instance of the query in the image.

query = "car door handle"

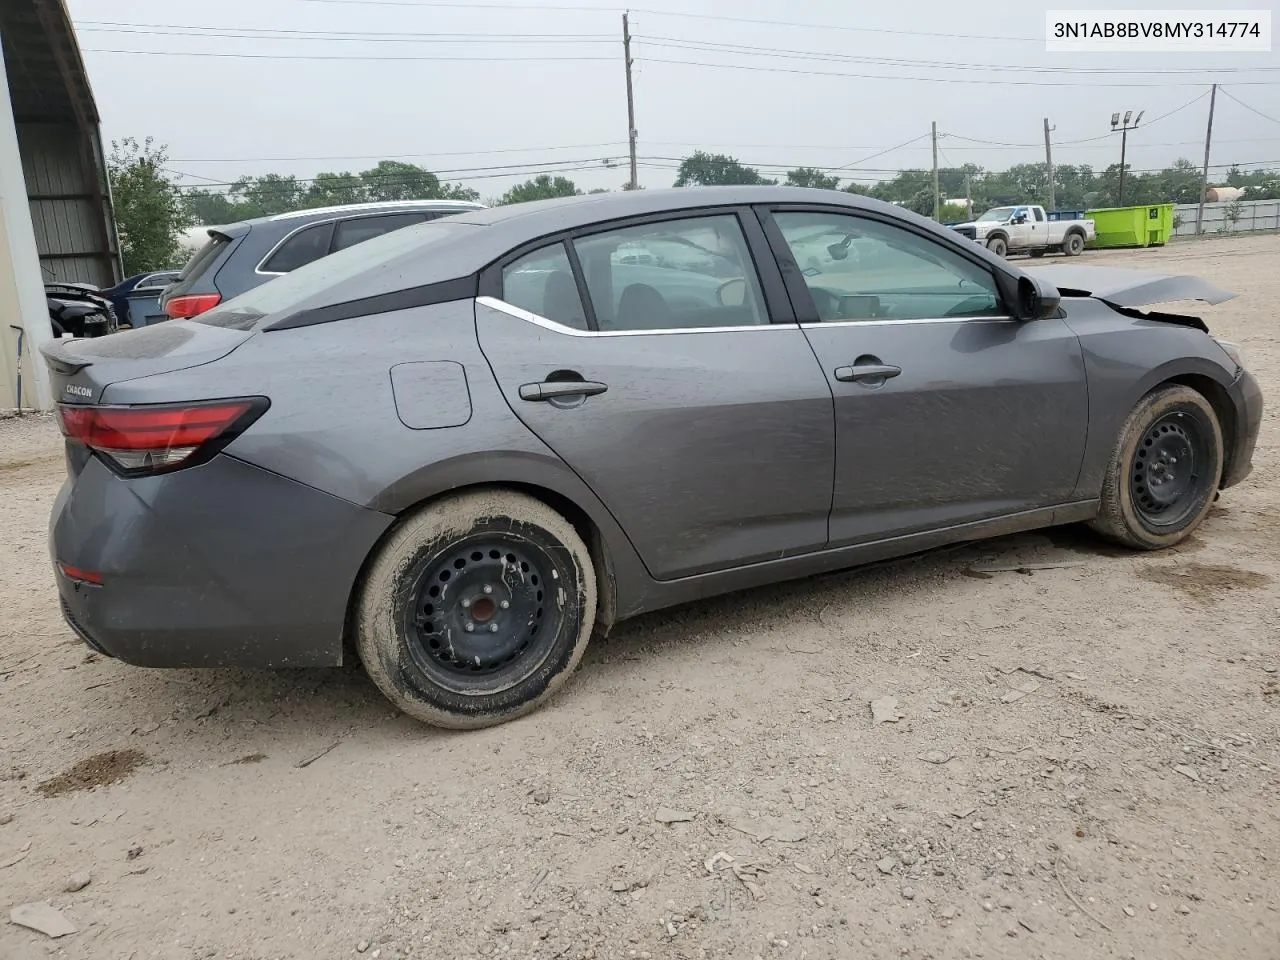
[518,380,609,402]
[834,363,901,383]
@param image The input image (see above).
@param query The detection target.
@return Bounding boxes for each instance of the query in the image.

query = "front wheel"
[1089,385,1223,550]
[355,490,597,729]
[986,236,1008,258]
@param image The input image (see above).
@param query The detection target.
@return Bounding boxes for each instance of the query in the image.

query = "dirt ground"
[2,234,1278,960]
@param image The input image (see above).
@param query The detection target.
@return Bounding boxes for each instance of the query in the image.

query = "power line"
[77,24,615,43]
[943,90,1213,148]
[82,48,615,62]
[170,157,628,189]
[1219,86,1280,126]
[833,133,933,170]
[636,36,1280,76]
[639,58,1280,88]
[76,20,613,38]
[170,142,628,163]
[232,0,1042,42]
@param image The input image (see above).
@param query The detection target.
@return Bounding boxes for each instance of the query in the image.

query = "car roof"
[448,186,882,236]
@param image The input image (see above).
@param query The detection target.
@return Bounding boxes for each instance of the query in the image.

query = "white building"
[1,0,119,412]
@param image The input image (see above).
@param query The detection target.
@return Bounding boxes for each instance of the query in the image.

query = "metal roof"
[1,0,97,123]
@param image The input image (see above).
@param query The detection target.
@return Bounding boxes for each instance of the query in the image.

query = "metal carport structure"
[1,0,119,411]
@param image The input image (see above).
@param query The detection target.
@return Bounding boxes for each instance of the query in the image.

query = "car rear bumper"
[1223,368,1262,489]
[50,453,394,668]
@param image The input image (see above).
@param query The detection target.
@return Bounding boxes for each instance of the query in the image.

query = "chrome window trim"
[476,296,793,338]
[254,217,343,277]
[254,210,440,277]
[798,316,1015,328]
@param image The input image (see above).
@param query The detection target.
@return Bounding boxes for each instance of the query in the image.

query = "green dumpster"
[1085,203,1176,248]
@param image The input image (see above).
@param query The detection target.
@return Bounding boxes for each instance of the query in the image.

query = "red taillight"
[164,293,221,319]
[58,563,103,585]
[55,399,266,475]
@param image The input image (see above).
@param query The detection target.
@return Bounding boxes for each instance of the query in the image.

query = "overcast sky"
[66,0,1280,201]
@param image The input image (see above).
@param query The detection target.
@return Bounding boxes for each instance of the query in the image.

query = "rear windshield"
[178,232,231,281]
[193,220,466,329]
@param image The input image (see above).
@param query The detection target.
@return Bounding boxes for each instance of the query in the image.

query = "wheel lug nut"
[488,623,499,633]
[483,585,494,595]
[464,622,475,633]
[500,600,510,610]
[461,598,471,609]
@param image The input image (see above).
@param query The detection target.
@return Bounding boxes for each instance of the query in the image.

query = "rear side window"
[1033,207,1045,222]
[332,213,426,252]
[500,244,588,330]
[193,221,462,328]
[177,232,230,281]
[260,221,334,273]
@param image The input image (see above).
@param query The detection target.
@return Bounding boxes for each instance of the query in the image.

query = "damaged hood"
[1021,264,1237,308]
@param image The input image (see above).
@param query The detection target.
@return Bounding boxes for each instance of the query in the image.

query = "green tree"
[107,137,192,275]
[229,174,303,217]
[1150,158,1203,205]
[785,167,840,190]
[1243,177,1280,201]
[359,160,442,202]
[500,174,582,205]
[182,189,241,225]
[673,152,776,187]
[305,171,366,207]
[437,182,482,202]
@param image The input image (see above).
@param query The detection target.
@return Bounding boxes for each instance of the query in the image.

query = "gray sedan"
[42,187,1262,728]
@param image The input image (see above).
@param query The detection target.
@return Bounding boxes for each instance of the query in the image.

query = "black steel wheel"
[1128,411,1212,529]
[356,490,596,728]
[404,536,563,695]
[1091,385,1224,549]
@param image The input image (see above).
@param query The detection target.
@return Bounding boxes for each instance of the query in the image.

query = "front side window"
[260,221,333,273]
[500,243,588,330]
[772,210,1005,322]
[572,214,768,331]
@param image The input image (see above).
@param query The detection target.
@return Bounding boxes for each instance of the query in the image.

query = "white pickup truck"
[949,205,1095,259]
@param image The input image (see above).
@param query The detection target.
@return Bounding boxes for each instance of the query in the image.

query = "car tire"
[1062,232,1085,256]
[355,489,597,729]
[1089,385,1224,550]
[986,236,1008,257]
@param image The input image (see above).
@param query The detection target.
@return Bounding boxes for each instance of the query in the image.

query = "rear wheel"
[1062,231,1086,256]
[1090,385,1223,550]
[355,490,596,729]
[986,236,1008,258]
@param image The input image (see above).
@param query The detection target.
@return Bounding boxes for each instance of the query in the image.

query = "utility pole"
[931,121,940,221]
[622,13,638,190]
[964,173,972,220]
[1196,83,1218,235]
[1043,118,1056,212]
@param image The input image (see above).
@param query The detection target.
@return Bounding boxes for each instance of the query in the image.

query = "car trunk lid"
[40,320,256,407]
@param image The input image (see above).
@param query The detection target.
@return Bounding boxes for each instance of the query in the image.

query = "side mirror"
[1016,274,1061,320]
